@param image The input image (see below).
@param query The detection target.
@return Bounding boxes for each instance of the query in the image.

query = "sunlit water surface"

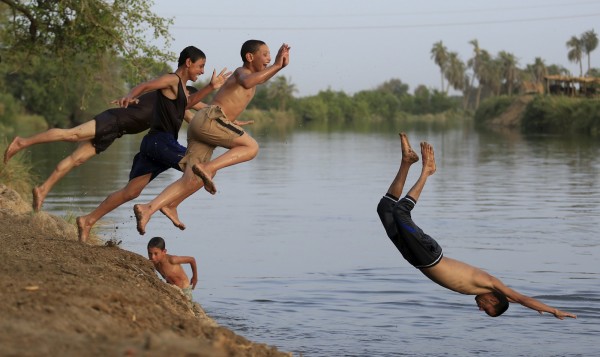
[29,124,599,357]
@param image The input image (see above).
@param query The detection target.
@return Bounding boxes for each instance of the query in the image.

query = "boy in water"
[377,133,577,319]
[133,40,291,234]
[147,236,197,302]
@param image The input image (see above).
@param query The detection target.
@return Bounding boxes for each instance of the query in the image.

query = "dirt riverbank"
[0,184,291,357]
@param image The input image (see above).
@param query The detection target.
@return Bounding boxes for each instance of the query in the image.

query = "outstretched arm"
[187,67,232,109]
[117,73,178,108]
[237,43,290,89]
[491,277,577,319]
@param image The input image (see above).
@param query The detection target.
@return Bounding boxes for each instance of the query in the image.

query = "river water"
[26,122,599,356]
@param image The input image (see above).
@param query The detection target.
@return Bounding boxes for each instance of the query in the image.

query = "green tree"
[353,90,400,120]
[296,95,329,123]
[376,78,410,98]
[0,0,173,126]
[581,29,598,75]
[476,50,499,98]
[412,85,431,114]
[566,35,584,77]
[467,39,483,109]
[248,85,269,110]
[444,52,466,93]
[529,57,547,84]
[267,76,297,111]
[430,41,448,92]
[498,51,519,95]
[546,64,570,76]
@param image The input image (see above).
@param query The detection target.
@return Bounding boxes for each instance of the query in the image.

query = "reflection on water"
[24,121,600,356]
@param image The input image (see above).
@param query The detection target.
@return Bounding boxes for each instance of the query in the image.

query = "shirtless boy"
[147,236,197,302]
[377,133,577,319]
[133,40,291,234]
[76,46,230,242]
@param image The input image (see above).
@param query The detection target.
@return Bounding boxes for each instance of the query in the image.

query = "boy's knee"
[249,145,259,159]
[247,138,259,158]
[122,189,142,201]
[72,156,88,167]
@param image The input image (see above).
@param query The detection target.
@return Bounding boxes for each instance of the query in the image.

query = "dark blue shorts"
[129,131,185,181]
[377,194,443,269]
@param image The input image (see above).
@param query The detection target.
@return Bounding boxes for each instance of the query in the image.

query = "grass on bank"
[0,138,102,244]
[0,138,37,201]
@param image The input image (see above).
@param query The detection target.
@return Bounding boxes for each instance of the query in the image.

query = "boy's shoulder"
[165,253,177,261]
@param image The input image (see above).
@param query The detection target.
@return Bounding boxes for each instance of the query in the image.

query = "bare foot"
[400,132,419,164]
[160,207,186,230]
[32,186,45,212]
[77,216,91,243]
[420,142,436,176]
[192,164,217,195]
[4,136,22,164]
[133,204,149,235]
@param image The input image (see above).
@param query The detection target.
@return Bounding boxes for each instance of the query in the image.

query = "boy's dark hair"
[186,85,198,94]
[240,40,266,63]
[147,237,166,250]
[489,292,510,317]
[178,46,206,67]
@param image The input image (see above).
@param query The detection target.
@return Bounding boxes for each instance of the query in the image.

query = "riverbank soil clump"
[0,184,290,357]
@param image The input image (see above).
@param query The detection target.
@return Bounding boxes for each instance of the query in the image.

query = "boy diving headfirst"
[377,133,577,319]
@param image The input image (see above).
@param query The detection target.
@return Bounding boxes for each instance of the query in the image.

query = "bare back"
[420,256,495,295]
[211,67,255,121]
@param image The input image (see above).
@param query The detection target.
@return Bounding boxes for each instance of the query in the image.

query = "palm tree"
[479,52,502,96]
[498,51,519,95]
[531,57,547,84]
[430,41,448,92]
[581,29,598,75]
[526,57,547,93]
[444,52,465,93]
[467,39,482,109]
[566,35,584,76]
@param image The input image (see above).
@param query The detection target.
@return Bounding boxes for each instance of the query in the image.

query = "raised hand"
[210,67,232,90]
[275,43,291,68]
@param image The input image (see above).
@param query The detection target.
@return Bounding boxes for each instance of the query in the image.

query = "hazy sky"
[151,0,600,96]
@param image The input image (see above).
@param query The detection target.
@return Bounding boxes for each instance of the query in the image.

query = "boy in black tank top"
[4,90,157,211]
[76,46,231,243]
[128,73,188,182]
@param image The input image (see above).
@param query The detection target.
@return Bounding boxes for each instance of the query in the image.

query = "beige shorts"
[179,106,244,170]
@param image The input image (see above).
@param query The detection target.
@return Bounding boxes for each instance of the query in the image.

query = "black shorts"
[129,131,186,181]
[377,194,443,269]
[91,112,122,154]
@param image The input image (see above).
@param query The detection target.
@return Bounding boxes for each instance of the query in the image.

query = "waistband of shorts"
[146,130,176,140]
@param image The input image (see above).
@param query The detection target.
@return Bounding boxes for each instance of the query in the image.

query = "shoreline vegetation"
[474,94,600,136]
[0,183,291,357]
